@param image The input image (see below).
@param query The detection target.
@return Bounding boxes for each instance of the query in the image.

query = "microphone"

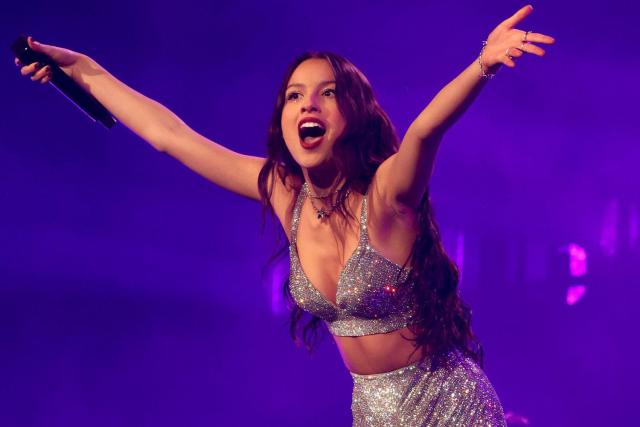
[11,35,116,129]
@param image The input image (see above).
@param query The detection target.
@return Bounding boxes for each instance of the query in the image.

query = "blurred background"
[1,0,638,425]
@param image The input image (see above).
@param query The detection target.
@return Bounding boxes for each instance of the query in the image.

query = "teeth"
[298,120,327,141]
[300,122,324,129]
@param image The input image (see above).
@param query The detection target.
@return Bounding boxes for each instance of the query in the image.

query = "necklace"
[304,182,350,220]
[308,187,340,200]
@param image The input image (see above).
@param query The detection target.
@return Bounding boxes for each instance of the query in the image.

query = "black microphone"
[11,35,116,129]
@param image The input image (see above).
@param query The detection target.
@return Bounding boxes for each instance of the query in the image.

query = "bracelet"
[478,40,495,79]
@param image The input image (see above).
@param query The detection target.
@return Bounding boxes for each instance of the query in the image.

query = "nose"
[300,94,320,113]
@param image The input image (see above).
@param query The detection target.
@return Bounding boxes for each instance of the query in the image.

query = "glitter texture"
[289,184,416,336]
[350,352,505,426]
[289,186,505,425]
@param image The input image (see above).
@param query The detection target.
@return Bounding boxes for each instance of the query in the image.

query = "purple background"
[1,1,638,425]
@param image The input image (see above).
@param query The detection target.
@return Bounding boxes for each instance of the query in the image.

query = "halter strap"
[290,185,307,245]
[290,183,368,246]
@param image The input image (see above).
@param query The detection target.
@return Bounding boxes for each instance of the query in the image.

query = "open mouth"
[298,119,327,145]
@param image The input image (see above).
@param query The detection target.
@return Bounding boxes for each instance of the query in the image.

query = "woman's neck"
[302,164,345,201]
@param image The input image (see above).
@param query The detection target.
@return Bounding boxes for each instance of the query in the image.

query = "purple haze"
[1,0,638,426]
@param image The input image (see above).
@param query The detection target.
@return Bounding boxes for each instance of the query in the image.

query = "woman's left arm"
[377,4,555,212]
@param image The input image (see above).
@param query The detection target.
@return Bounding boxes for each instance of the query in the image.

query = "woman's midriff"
[333,326,423,375]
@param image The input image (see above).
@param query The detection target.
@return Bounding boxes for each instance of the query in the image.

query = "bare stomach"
[333,327,424,375]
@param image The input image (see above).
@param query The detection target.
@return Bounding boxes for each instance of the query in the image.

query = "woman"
[16,4,554,425]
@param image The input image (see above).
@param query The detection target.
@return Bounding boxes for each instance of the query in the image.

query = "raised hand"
[480,4,555,72]
[14,36,84,84]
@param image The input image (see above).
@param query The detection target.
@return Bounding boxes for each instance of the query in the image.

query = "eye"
[286,91,301,101]
[322,88,336,98]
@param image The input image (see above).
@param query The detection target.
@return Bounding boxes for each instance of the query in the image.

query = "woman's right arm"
[17,37,265,201]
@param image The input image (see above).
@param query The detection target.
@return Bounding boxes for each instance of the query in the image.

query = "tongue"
[299,126,325,140]
[301,135,323,147]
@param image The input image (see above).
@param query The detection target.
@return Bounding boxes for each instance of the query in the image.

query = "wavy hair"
[258,52,481,364]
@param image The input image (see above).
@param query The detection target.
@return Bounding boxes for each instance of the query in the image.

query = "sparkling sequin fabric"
[351,352,505,426]
[289,184,416,336]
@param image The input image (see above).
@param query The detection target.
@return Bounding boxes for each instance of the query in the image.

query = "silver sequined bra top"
[289,183,416,337]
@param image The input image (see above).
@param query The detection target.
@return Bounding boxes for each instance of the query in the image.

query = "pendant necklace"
[304,182,350,220]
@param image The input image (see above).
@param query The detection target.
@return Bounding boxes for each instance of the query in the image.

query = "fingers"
[510,30,555,57]
[523,31,556,45]
[520,42,546,57]
[14,35,42,67]
[501,43,542,68]
[485,6,555,71]
[502,4,534,29]
[14,35,47,69]
[31,64,52,82]
[20,62,42,76]
[502,38,548,68]
[18,60,52,84]
[14,36,61,84]
[502,48,520,68]
[41,71,53,84]
[27,36,40,51]
[27,35,53,55]
[508,47,525,60]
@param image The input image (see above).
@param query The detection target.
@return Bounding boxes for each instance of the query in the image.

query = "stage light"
[566,284,586,306]
[559,243,588,306]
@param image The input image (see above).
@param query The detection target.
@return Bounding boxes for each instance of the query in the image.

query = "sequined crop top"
[289,183,416,337]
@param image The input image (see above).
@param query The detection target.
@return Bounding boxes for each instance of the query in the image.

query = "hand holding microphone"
[12,36,116,128]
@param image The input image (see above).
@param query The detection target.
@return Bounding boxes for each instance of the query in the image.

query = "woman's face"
[281,58,346,171]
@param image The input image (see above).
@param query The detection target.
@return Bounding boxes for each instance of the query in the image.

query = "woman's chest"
[295,216,360,305]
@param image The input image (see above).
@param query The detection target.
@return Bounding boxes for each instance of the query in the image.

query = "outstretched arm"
[376,4,555,212]
[16,37,266,201]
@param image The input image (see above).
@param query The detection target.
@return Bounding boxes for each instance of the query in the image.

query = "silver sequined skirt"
[350,352,505,426]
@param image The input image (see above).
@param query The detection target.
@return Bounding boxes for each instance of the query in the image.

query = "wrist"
[73,54,100,83]
[75,54,93,72]
[478,41,501,79]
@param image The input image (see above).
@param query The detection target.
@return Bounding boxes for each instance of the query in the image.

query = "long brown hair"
[258,52,481,364]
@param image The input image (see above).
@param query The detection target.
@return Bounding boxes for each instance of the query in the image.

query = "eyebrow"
[286,80,336,90]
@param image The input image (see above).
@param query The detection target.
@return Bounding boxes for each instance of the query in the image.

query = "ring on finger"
[522,30,532,42]
[519,43,527,52]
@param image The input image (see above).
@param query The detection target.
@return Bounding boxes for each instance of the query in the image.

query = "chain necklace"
[304,182,350,220]
[308,187,340,200]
